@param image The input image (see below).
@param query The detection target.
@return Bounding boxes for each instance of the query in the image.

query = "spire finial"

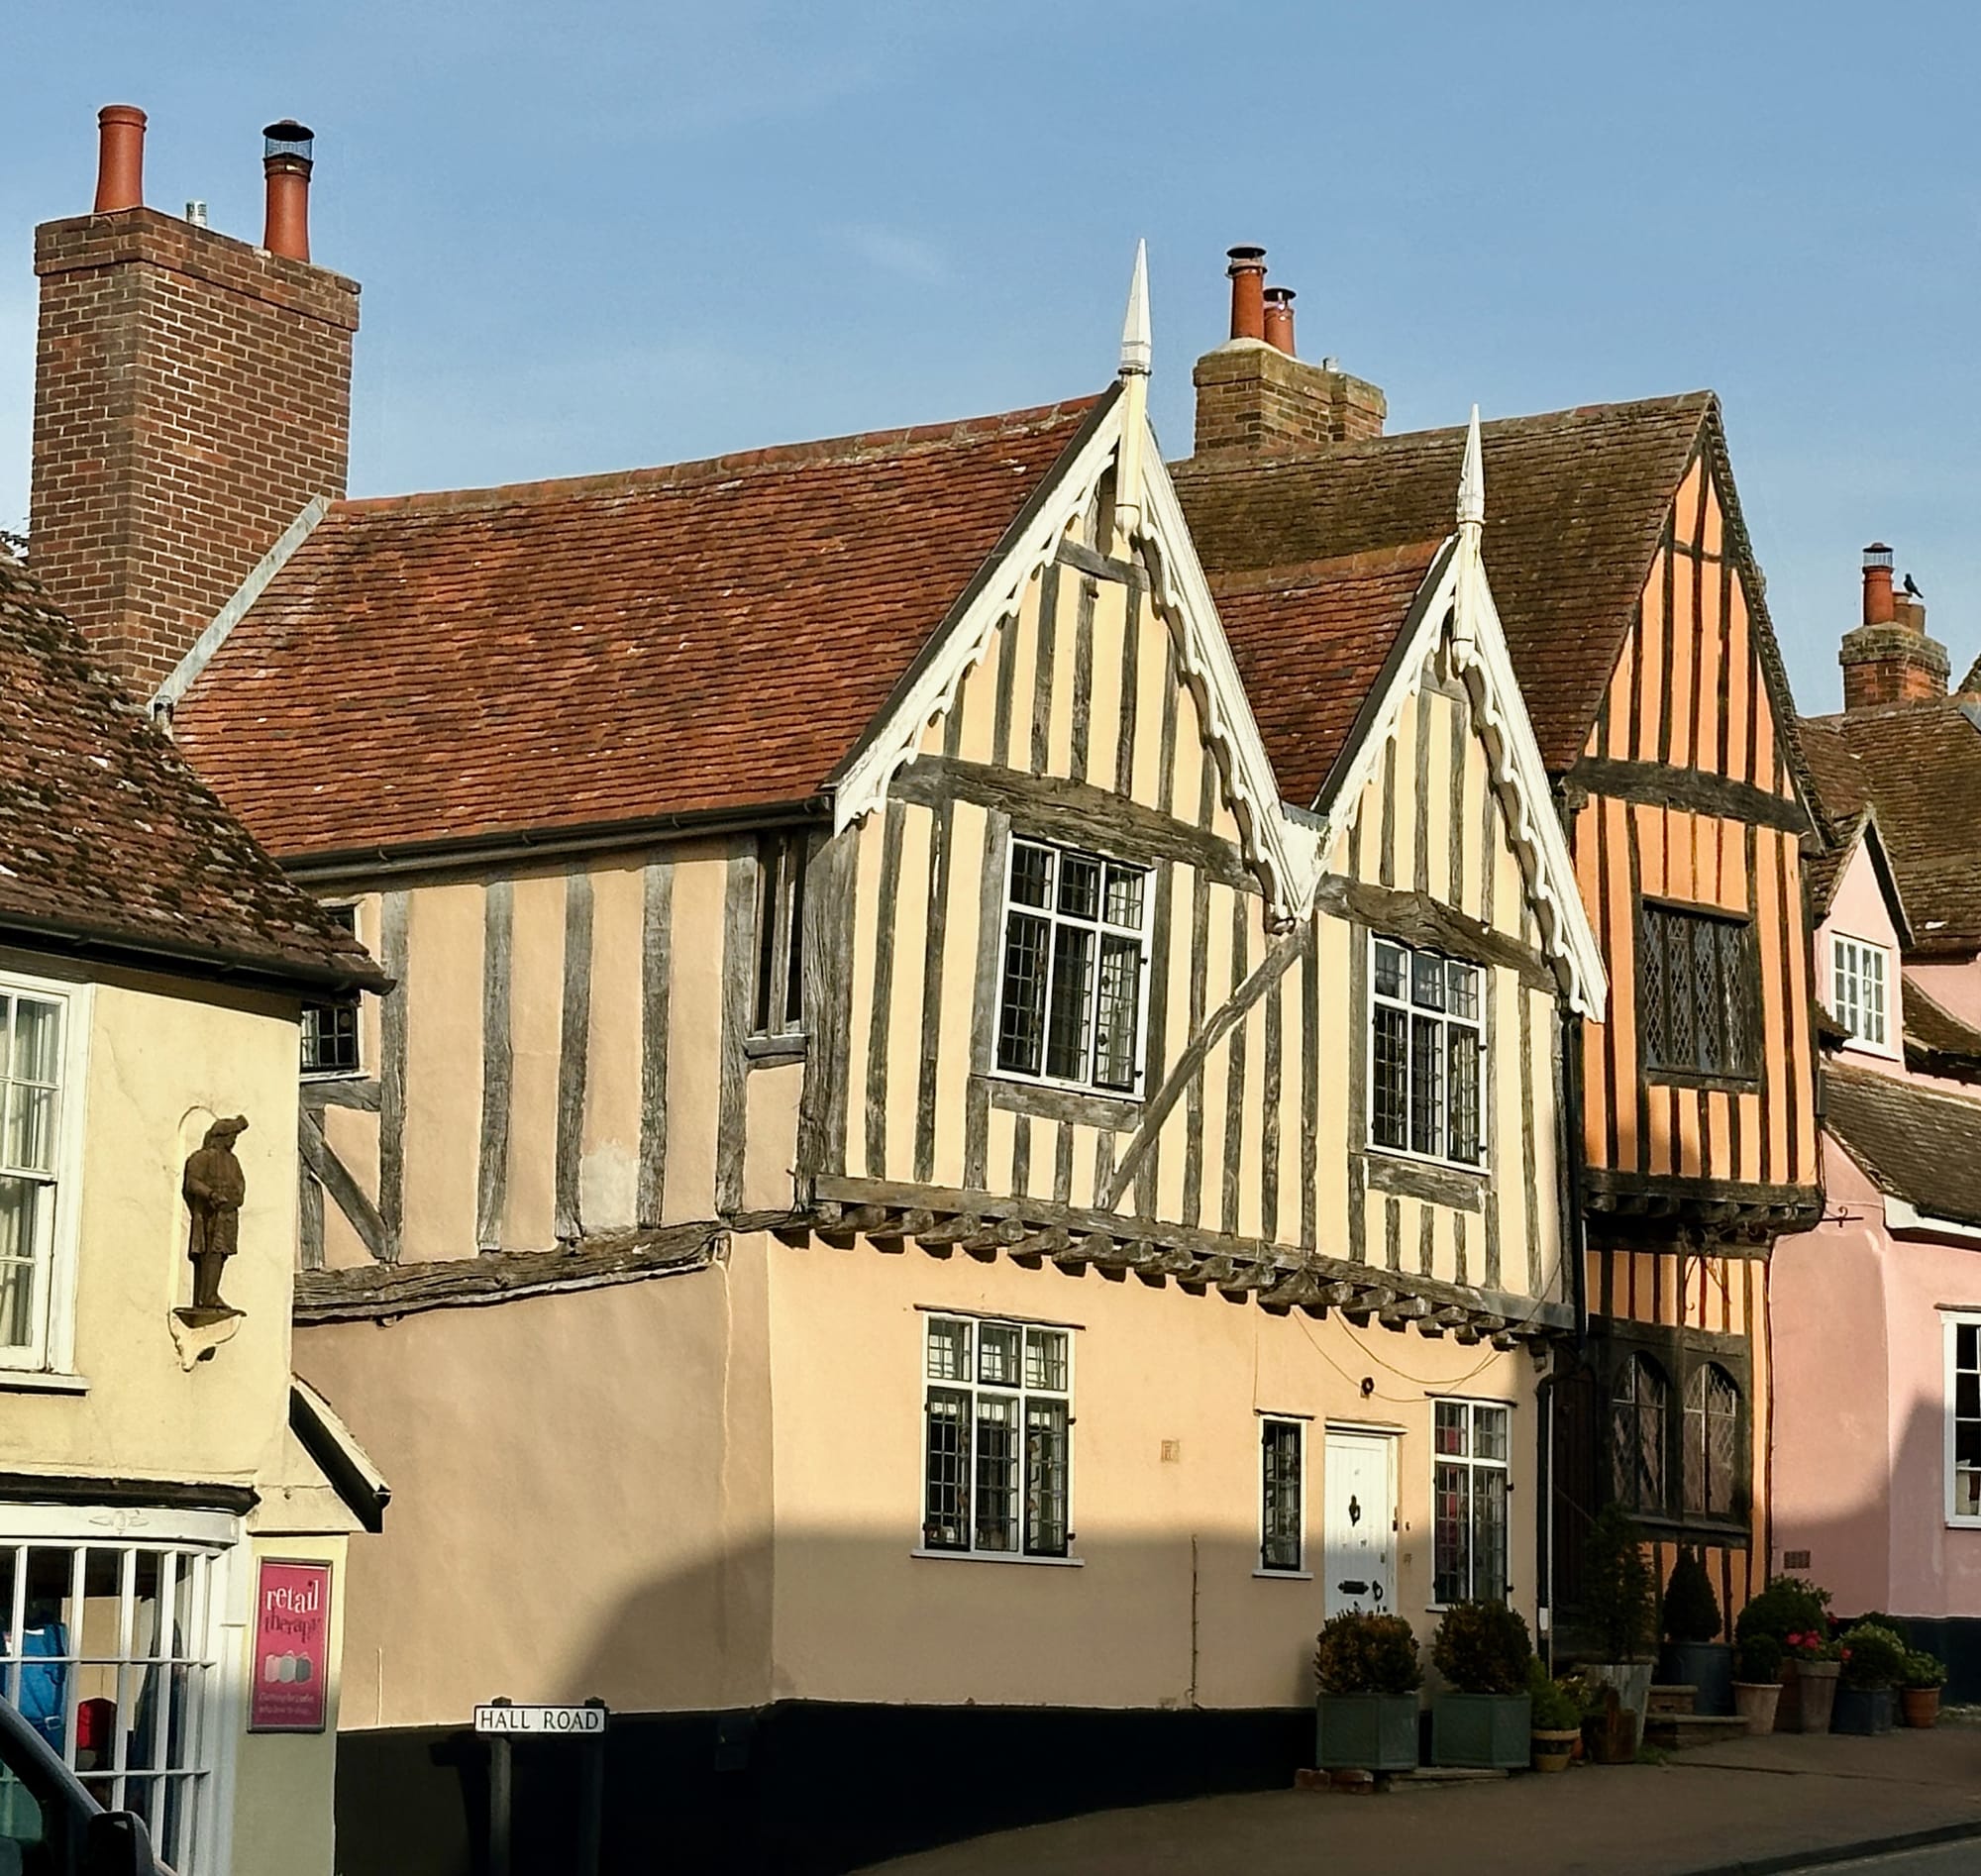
[1456,403,1485,530]
[1119,238,1151,378]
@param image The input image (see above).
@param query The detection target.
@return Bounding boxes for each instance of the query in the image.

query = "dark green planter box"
[1431,1692,1531,1769]
[1831,1684,1895,1735]
[1315,1693,1420,1772]
[1660,1640,1734,1717]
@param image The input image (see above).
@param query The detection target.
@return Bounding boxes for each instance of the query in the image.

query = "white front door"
[1323,1430,1397,1618]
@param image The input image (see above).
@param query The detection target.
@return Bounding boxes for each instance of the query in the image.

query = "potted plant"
[1733,1633,1784,1735]
[1901,1649,1946,1728]
[1658,1547,1732,1716]
[1577,1504,1657,1751]
[1832,1621,1907,1735]
[1313,1611,1422,1773]
[1527,1658,1582,1772]
[1430,1601,1533,1769]
[1735,1575,1835,1733]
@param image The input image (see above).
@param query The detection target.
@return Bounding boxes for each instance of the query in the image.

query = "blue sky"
[4,0,1977,712]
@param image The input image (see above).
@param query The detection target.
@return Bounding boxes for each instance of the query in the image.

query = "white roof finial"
[1119,238,1151,378]
[1456,403,1485,530]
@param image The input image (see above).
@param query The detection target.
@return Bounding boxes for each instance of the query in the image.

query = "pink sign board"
[249,1559,332,1733]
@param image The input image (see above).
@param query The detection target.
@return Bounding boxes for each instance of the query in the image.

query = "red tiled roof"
[175,397,1105,860]
[1825,1059,1981,1227]
[0,558,382,989]
[1175,394,1718,773]
[1801,703,1981,957]
[1210,541,1448,809]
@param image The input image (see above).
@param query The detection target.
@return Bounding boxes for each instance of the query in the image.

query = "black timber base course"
[337,1700,1312,1875]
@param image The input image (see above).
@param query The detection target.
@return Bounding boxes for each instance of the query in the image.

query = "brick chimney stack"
[1192,245,1385,458]
[1839,542,1949,710]
[29,106,360,698]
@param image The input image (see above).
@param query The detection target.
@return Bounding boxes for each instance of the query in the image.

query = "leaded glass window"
[1683,1362,1741,1516]
[1370,938,1485,1166]
[995,840,1149,1095]
[1433,1400,1511,1605]
[299,904,362,1076]
[1612,1353,1669,1512]
[922,1314,1074,1557]
[1259,1419,1303,1573]
[1639,903,1757,1080]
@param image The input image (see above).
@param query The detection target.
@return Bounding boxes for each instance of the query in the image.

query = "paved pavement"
[859,1729,1981,1876]
[1797,1848,1981,1874]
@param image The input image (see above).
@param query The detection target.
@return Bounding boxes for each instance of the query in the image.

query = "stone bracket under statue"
[171,1114,249,1369]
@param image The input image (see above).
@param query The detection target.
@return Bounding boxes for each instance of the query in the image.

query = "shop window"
[752,832,808,1039]
[1258,1418,1304,1574]
[1947,1316,1981,1525]
[922,1313,1073,1559]
[1831,936,1890,1049]
[299,904,362,1076]
[0,1540,219,1872]
[994,840,1149,1096]
[1370,938,1484,1167]
[1639,902,1757,1082]
[1434,1400,1511,1605]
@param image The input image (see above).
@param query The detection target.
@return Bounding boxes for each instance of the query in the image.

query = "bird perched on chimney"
[1904,573,1926,600]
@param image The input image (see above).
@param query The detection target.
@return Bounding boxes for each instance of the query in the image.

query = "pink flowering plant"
[1782,1627,1839,1662]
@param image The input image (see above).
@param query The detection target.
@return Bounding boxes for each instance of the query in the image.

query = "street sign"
[474,1703,609,1736]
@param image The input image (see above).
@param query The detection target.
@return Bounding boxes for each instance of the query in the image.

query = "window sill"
[1253,1569,1313,1582]
[744,1033,809,1065]
[911,1548,1084,1568]
[1362,1148,1487,1211]
[0,1370,90,1396]
[1643,1068,1762,1095]
[980,1074,1141,1131]
[1945,1516,1981,1531]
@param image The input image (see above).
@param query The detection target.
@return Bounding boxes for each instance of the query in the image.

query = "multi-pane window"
[1433,1401,1510,1605]
[1832,936,1890,1049]
[0,990,65,1362]
[1259,1419,1303,1573]
[1371,938,1483,1166]
[1612,1353,1669,1513]
[995,840,1148,1095]
[1683,1363,1741,1517]
[0,1541,219,1872]
[922,1314,1072,1558]
[299,904,361,1076]
[753,832,808,1039]
[1947,1317,1981,1524]
[1639,902,1757,1080]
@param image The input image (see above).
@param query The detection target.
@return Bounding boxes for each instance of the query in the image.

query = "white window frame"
[298,902,364,1081]
[1255,1413,1309,1579]
[1367,934,1487,1171]
[0,970,91,1377]
[1831,933,1896,1056]
[1430,1397,1512,1609]
[0,1511,233,1874]
[916,1310,1080,1564]
[1945,1312,1981,1528]
[991,837,1151,1100]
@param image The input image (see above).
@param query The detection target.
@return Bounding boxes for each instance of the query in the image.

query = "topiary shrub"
[1734,1574,1831,1649]
[1839,1622,1909,1690]
[1432,1601,1533,1695]
[1661,1547,1723,1644]
[1582,1504,1657,1662]
[1313,1612,1422,1696]
[1737,1633,1785,1685]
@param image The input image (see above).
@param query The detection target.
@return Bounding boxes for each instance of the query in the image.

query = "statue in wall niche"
[182,1116,249,1315]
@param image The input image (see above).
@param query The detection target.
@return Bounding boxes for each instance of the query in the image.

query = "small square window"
[300,904,362,1076]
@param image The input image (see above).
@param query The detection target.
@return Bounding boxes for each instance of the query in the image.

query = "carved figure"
[182,1116,249,1313]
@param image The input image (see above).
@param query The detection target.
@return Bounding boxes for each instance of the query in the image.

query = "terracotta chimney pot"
[1862,543,1895,626]
[94,105,147,214]
[1262,286,1296,356]
[261,119,315,262]
[1226,246,1267,343]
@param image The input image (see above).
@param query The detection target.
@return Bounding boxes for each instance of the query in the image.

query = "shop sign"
[249,1558,332,1733]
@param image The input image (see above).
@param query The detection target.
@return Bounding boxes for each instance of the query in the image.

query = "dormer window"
[1831,935,1891,1050]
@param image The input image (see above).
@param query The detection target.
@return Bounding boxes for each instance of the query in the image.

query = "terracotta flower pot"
[1733,1680,1780,1736]
[1902,1686,1941,1728]
[1531,1727,1579,1773]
